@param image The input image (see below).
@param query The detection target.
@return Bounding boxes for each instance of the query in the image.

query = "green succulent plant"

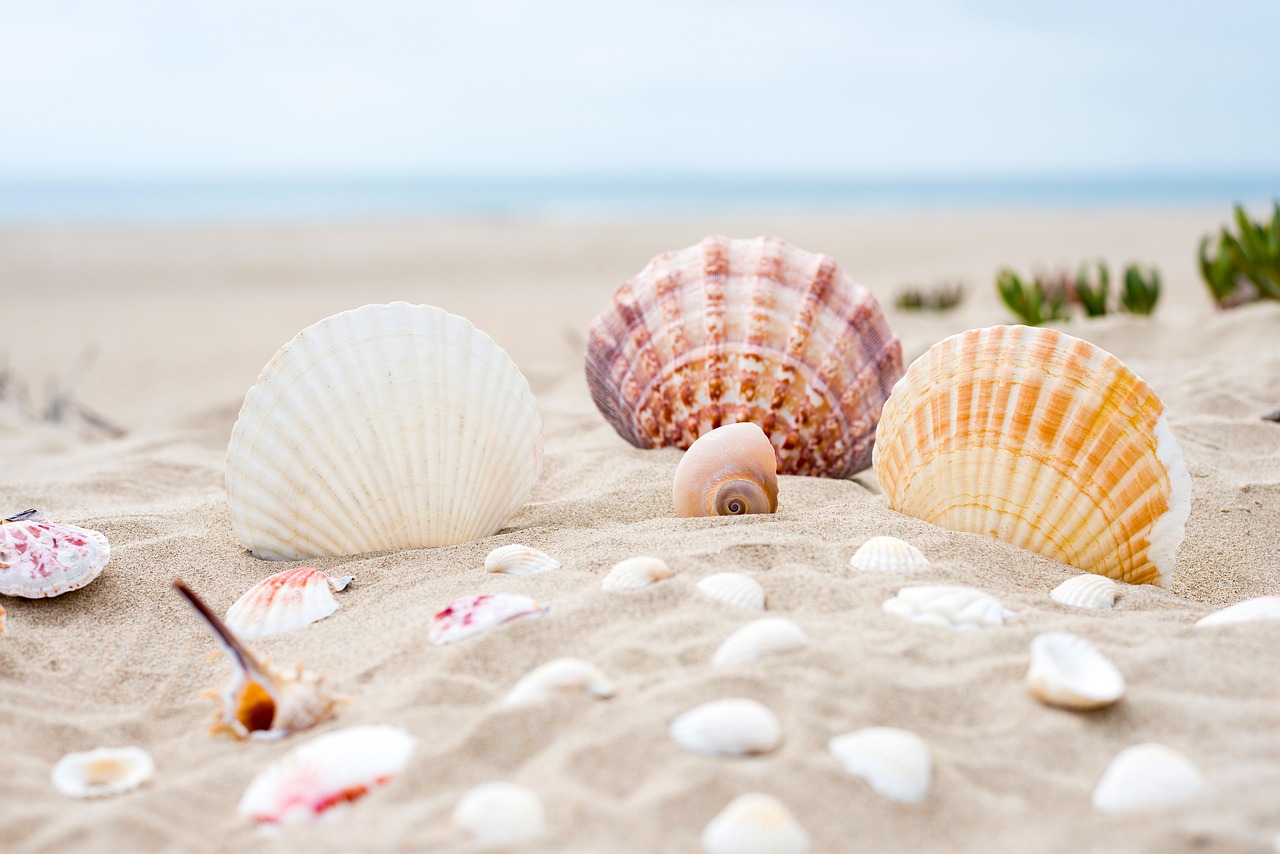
[1198,202,1280,308]
[1120,264,1161,315]
[1074,261,1110,317]
[996,269,1070,326]
[895,281,965,312]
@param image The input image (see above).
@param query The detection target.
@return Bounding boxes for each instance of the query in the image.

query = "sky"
[1,0,1278,181]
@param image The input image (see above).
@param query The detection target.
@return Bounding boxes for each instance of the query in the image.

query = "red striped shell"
[585,235,903,477]
[0,510,110,598]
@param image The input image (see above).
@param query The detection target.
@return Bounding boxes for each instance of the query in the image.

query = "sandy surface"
[1,210,1277,853]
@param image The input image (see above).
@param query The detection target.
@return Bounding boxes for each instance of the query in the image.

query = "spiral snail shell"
[673,422,779,518]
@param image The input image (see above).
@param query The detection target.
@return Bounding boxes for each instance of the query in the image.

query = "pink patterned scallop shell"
[0,510,110,598]
[585,235,904,477]
[429,593,548,645]
[224,567,354,639]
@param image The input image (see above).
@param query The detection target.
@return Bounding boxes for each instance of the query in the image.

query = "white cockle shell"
[711,617,809,667]
[601,556,673,591]
[697,572,766,611]
[224,567,353,639]
[828,727,932,804]
[501,657,617,707]
[429,593,548,645]
[484,544,560,575]
[1026,632,1125,710]
[882,585,1014,630]
[1050,574,1118,610]
[225,302,543,560]
[669,698,782,757]
[1196,595,1280,627]
[52,747,155,799]
[1091,743,1204,814]
[701,792,811,854]
[0,509,110,598]
[452,782,546,847]
[848,536,929,572]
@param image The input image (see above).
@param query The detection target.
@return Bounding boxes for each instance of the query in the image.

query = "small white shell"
[601,556,673,591]
[697,572,766,611]
[828,727,931,804]
[51,747,155,798]
[484,544,560,575]
[701,792,811,854]
[669,698,781,757]
[501,657,616,707]
[453,782,546,847]
[848,536,929,572]
[882,585,1014,629]
[1195,595,1280,627]
[1050,574,1118,609]
[1026,632,1125,710]
[429,593,548,645]
[1092,743,1204,813]
[224,567,353,639]
[711,617,809,667]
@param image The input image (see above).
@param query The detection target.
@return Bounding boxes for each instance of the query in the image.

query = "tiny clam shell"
[828,727,932,804]
[697,572,766,612]
[848,536,929,572]
[1050,574,1118,610]
[882,585,1014,630]
[484,544,560,575]
[711,617,809,667]
[1195,595,1280,627]
[51,747,155,798]
[601,556,673,591]
[669,698,781,757]
[453,782,546,847]
[429,593,548,645]
[501,657,616,707]
[1026,632,1125,710]
[0,510,111,598]
[1092,743,1204,814]
[701,792,811,854]
[224,567,353,639]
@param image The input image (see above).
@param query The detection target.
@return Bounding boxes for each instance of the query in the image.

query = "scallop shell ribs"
[585,236,903,477]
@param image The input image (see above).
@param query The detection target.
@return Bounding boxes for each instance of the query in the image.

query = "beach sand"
[1,210,1277,852]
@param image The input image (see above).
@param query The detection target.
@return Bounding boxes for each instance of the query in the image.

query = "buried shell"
[501,657,616,707]
[602,556,673,591]
[674,422,778,517]
[1195,595,1280,627]
[1050,574,1118,610]
[453,782,546,847]
[873,325,1191,586]
[238,725,415,826]
[225,302,543,560]
[429,593,548,645]
[1026,632,1125,710]
[484,544,560,575]
[711,617,809,667]
[52,747,155,799]
[0,509,110,598]
[848,536,929,572]
[697,572,766,611]
[828,727,932,804]
[1091,743,1204,814]
[585,235,903,478]
[882,585,1014,630]
[701,793,811,854]
[669,698,782,757]
[224,567,353,639]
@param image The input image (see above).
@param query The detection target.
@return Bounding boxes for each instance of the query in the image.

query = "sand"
[1,210,1277,853]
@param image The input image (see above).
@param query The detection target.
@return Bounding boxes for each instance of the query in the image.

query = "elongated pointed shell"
[669,698,782,756]
[873,326,1191,586]
[1027,632,1125,710]
[52,747,154,798]
[501,657,616,706]
[712,617,809,667]
[226,302,543,560]
[602,556,673,591]
[828,727,932,804]
[484,544,560,575]
[674,423,778,517]
[697,572,766,611]
[429,593,548,645]
[0,510,110,598]
[453,782,546,846]
[1092,743,1203,813]
[586,235,903,477]
[702,793,811,854]
[1196,595,1280,627]
[224,567,353,639]
[849,536,929,572]
[883,585,1013,630]
[1051,574,1118,610]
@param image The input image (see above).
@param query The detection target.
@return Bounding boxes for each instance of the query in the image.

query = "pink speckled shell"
[429,593,548,645]
[0,513,110,598]
[585,236,903,477]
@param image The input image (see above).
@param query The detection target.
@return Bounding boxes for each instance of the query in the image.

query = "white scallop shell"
[0,510,111,598]
[453,782,546,847]
[848,536,929,572]
[1026,632,1125,710]
[484,544,560,575]
[701,793,811,854]
[828,727,932,804]
[1195,595,1280,627]
[238,725,415,826]
[224,567,353,639]
[697,572,766,611]
[1091,743,1204,814]
[429,593,548,645]
[711,617,809,667]
[501,657,616,707]
[225,302,543,560]
[51,747,155,798]
[601,556,673,591]
[669,698,781,756]
[882,585,1014,629]
[1050,574,1118,610]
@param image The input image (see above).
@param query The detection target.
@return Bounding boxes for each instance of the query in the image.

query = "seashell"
[1195,595,1280,627]
[0,603,5,636]
[1092,743,1204,814]
[697,572,766,611]
[585,235,904,478]
[238,724,415,826]
[669,698,782,757]
[429,592,548,645]
[225,302,543,560]
[882,585,1014,630]
[828,727,932,804]
[501,657,616,707]
[0,509,110,598]
[452,782,546,847]
[1050,574,1118,610]
[51,747,154,798]
[872,325,1192,586]
[701,793,811,854]
[711,617,809,667]
[674,422,778,517]
[173,579,338,739]
[848,536,929,572]
[601,556,673,591]
[484,544,560,575]
[1026,632,1125,710]
[224,567,353,639]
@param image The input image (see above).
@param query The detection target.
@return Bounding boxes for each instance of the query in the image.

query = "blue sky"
[2,0,1277,180]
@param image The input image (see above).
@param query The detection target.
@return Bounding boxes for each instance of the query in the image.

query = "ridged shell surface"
[0,510,110,598]
[484,544,560,575]
[1026,632,1125,710]
[453,782,546,846]
[712,617,809,667]
[848,536,929,572]
[1050,574,1118,610]
[883,585,1014,630]
[873,325,1191,586]
[586,235,903,477]
[429,593,548,645]
[828,727,932,804]
[1091,743,1204,813]
[602,556,673,591]
[501,657,616,706]
[226,302,543,560]
[669,698,781,756]
[224,567,353,639]
[702,793,811,854]
[1196,595,1280,627]
[52,747,154,799]
[697,572,766,611]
